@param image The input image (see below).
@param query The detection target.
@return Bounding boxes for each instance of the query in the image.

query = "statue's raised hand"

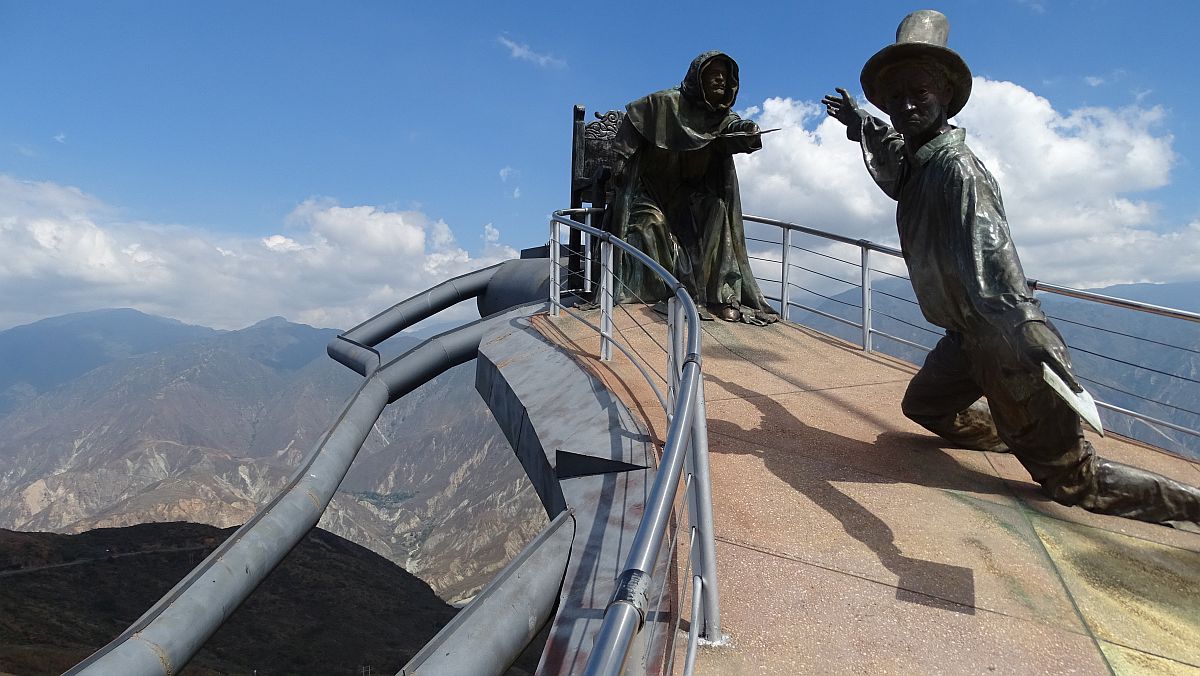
[822,88,861,128]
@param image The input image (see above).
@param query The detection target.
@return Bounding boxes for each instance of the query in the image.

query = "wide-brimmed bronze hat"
[860,9,972,117]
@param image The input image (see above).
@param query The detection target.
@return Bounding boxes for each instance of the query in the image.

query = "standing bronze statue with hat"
[824,10,1200,527]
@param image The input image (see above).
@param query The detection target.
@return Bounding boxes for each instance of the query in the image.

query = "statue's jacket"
[854,116,1049,357]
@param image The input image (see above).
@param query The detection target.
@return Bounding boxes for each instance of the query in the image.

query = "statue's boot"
[1075,459,1200,527]
[907,399,1010,453]
[714,304,742,322]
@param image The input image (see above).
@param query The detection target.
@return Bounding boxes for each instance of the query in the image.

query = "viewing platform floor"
[536,306,1200,675]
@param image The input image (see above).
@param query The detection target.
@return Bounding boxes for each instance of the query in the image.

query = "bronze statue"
[609,51,779,324]
[824,10,1200,527]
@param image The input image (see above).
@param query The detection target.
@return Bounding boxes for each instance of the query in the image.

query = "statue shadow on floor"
[704,374,1009,615]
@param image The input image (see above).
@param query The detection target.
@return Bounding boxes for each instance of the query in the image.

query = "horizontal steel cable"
[787,281,862,309]
[1076,374,1200,418]
[788,244,860,268]
[790,262,860,288]
[1069,345,1200,385]
[872,287,922,306]
[871,309,944,337]
[1047,314,1200,355]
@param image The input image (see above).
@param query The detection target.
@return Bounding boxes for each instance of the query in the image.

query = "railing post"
[668,298,684,409]
[688,374,722,643]
[779,229,792,322]
[860,245,872,352]
[600,238,614,361]
[583,211,594,295]
[550,219,561,318]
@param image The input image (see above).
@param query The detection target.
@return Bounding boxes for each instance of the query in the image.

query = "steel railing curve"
[549,209,725,676]
[742,213,1200,447]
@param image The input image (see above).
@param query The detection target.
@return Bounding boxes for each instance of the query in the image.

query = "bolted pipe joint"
[607,569,652,630]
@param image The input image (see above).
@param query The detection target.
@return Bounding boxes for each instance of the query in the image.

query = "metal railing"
[66,306,519,675]
[66,262,559,676]
[743,213,1200,454]
[549,209,724,676]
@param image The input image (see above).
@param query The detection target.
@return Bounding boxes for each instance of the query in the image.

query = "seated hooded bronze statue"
[609,51,779,325]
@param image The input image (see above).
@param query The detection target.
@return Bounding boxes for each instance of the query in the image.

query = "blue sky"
[2,1,1198,329]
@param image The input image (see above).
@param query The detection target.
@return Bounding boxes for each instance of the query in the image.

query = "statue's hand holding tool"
[720,120,777,138]
[823,87,862,128]
[1017,321,1082,393]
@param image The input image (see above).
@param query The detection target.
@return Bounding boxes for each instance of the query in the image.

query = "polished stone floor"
[539,305,1200,676]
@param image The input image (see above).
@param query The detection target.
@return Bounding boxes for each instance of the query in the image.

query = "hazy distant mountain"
[0,521,544,675]
[789,279,1200,459]
[1082,281,1200,313]
[0,308,219,415]
[0,310,545,602]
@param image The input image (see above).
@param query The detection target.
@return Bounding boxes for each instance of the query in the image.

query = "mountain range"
[0,309,547,603]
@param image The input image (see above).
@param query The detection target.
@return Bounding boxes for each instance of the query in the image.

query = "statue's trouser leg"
[901,333,1008,453]
[978,346,1200,526]
[694,194,733,308]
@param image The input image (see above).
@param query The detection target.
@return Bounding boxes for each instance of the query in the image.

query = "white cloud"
[1084,76,1105,87]
[735,77,1196,290]
[499,166,515,182]
[496,35,565,69]
[512,187,521,199]
[53,133,67,144]
[0,176,519,330]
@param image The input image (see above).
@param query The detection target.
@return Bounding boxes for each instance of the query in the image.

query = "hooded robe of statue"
[608,51,778,324]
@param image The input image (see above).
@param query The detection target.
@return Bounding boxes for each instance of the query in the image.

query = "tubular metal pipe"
[344,265,501,347]
[556,210,715,673]
[550,219,561,317]
[667,298,681,409]
[600,238,614,361]
[582,361,701,675]
[861,247,872,352]
[379,314,506,403]
[328,265,501,375]
[400,511,574,676]
[744,214,903,256]
[583,603,642,676]
[1096,400,1200,438]
[1029,279,1200,323]
[68,377,391,676]
[687,375,721,641]
[584,211,594,293]
[69,314,512,676]
[683,576,704,675]
[328,335,381,377]
[625,362,699,573]
[780,230,792,321]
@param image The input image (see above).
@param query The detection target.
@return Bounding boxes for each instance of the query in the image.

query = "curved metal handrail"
[549,210,722,675]
[66,312,516,675]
